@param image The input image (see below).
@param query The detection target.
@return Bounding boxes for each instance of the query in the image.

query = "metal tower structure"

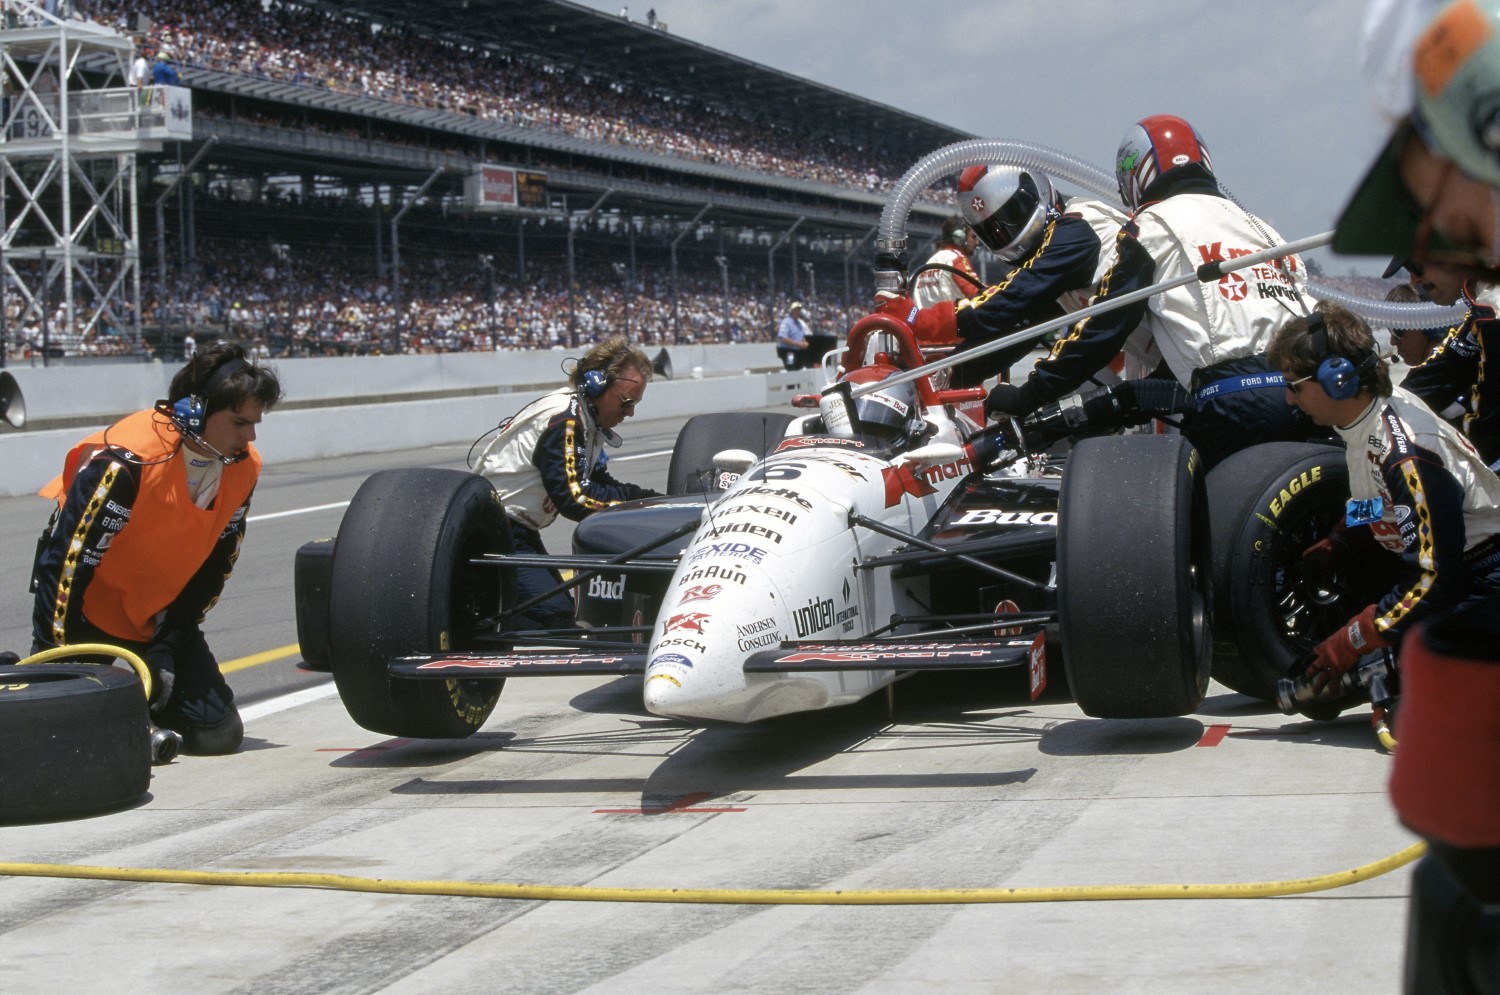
[0,0,189,363]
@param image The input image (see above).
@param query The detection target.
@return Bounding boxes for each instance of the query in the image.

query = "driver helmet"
[957,166,1058,262]
[1115,114,1214,211]
[819,364,922,444]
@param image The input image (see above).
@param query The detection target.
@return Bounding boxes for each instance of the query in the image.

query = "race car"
[296,314,1378,739]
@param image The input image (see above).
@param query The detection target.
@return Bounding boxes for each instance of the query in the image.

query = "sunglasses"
[613,381,642,409]
[1285,373,1314,395]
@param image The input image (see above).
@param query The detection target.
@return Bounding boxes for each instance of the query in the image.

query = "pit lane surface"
[0,409,1418,993]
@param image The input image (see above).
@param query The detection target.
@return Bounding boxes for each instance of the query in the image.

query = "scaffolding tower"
[0,0,190,363]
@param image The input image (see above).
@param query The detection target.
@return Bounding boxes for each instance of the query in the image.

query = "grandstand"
[1,0,978,362]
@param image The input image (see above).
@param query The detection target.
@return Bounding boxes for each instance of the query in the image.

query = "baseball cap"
[1332,122,1425,258]
[1333,0,1454,258]
[1411,0,1500,186]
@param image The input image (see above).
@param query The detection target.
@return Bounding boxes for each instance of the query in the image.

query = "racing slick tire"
[328,468,512,738]
[667,412,795,495]
[1058,435,1211,718]
[1206,441,1379,701]
[0,662,150,823]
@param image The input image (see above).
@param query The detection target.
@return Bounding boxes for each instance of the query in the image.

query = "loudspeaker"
[652,348,672,381]
[0,370,26,430]
[581,368,610,397]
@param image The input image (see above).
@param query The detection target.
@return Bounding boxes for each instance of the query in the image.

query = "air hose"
[16,643,181,763]
[0,842,1425,905]
[18,642,153,701]
[877,138,1467,330]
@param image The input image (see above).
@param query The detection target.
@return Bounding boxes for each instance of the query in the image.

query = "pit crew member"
[985,115,1318,469]
[478,335,660,629]
[30,343,283,755]
[1265,302,1500,689]
[877,165,1127,387]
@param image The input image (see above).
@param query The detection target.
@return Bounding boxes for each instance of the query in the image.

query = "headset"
[1307,312,1378,401]
[580,366,611,397]
[171,356,250,434]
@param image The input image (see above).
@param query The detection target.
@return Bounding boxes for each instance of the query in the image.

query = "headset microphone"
[1307,312,1376,401]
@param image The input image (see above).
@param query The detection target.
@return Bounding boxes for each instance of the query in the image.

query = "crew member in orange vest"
[31,343,283,754]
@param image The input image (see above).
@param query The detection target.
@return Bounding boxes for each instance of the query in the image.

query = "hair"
[572,334,652,391]
[942,214,969,244]
[1383,283,1424,304]
[168,341,285,418]
[1266,301,1392,399]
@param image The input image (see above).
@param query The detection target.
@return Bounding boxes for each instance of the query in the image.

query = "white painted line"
[611,448,672,463]
[240,681,340,722]
[248,501,350,523]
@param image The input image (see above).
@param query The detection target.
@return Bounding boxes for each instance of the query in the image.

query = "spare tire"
[0,662,150,823]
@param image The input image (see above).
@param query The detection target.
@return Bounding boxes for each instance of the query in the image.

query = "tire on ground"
[0,662,150,823]
[328,468,512,738]
[1206,441,1364,700]
[1058,435,1211,718]
[667,412,795,495]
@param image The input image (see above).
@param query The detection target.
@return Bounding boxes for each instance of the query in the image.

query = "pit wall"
[0,346,827,498]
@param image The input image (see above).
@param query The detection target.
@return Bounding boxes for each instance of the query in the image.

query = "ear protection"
[580,367,611,398]
[172,357,250,434]
[1307,313,1376,401]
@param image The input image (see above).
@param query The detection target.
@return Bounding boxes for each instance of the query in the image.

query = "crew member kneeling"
[31,343,284,755]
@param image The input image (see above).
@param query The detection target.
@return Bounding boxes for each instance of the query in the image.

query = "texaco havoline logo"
[970,195,985,214]
[1218,272,1247,301]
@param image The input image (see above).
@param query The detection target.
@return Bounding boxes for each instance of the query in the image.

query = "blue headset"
[1307,313,1375,401]
[580,367,611,398]
[172,357,250,434]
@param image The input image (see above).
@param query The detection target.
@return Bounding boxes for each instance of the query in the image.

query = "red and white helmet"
[1115,114,1214,211]
[820,364,922,444]
[957,165,1058,262]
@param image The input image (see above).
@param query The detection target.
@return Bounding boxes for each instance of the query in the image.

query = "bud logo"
[664,612,711,634]
[792,596,836,638]
[952,509,1058,527]
[678,584,723,604]
[586,574,626,600]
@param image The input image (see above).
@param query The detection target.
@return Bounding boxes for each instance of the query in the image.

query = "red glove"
[1305,604,1390,689]
[871,296,958,343]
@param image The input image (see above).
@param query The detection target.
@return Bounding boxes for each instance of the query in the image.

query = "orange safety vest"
[39,409,261,642]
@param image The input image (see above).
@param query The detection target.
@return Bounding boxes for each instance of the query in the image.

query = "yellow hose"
[1373,707,1398,753]
[17,643,153,702]
[0,841,1427,905]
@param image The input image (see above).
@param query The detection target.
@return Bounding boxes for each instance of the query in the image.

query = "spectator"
[776,300,813,370]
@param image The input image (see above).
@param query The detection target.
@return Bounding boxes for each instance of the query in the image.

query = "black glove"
[985,381,1041,419]
[142,633,184,712]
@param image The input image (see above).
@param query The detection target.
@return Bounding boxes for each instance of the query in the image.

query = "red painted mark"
[594,791,746,815]
[1196,724,1231,747]
[317,738,411,753]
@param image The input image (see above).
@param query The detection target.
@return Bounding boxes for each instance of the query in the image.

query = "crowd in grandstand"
[89,0,940,198]
[2,239,869,361]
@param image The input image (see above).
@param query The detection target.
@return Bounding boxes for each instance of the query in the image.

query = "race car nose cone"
[642,670,693,718]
